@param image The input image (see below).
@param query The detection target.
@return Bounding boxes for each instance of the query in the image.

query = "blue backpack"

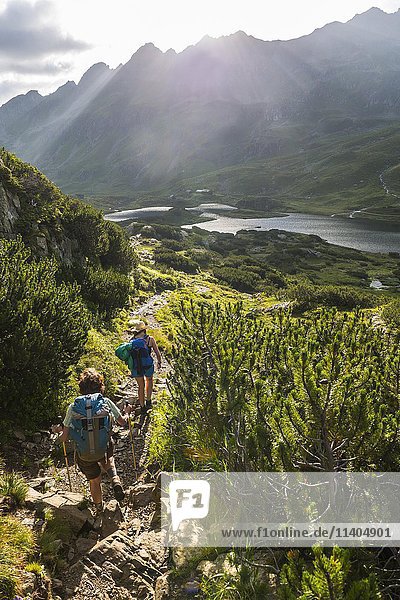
[68,393,113,461]
[115,336,153,376]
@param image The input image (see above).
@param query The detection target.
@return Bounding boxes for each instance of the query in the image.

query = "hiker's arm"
[117,414,129,428]
[51,405,72,442]
[106,398,129,428]
[150,337,162,368]
[60,426,69,443]
[51,424,69,443]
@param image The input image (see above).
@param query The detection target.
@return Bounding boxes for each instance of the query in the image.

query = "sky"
[1,0,400,106]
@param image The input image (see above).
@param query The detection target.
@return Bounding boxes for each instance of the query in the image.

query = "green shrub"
[62,326,127,411]
[152,302,400,472]
[154,249,199,274]
[286,282,379,311]
[161,239,188,252]
[79,264,132,317]
[139,266,178,293]
[212,266,262,292]
[186,248,214,267]
[0,472,28,506]
[278,547,381,599]
[99,220,137,273]
[142,223,183,240]
[0,238,90,429]
[382,299,400,328]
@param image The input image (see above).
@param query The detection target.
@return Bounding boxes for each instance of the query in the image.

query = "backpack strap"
[85,395,96,456]
[144,334,152,356]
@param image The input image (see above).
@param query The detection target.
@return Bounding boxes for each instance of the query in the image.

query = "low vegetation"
[0,471,29,507]
[0,151,138,431]
[39,509,73,573]
[0,516,35,600]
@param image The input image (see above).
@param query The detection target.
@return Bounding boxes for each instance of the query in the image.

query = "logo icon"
[169,480,210,531]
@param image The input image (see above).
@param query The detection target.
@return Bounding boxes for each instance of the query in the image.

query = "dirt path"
[27,292,171,599]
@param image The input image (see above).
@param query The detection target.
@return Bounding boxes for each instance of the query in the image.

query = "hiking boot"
[94,501,104,516]
[112,478,125,502]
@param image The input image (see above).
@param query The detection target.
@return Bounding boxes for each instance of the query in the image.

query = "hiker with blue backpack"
[115,320,162,417]
[52,368,129,515]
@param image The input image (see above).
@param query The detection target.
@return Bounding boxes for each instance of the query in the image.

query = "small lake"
[186,203,237,212]
[104,206,173,221]
[105,206,400,254]
[184,212,400,254]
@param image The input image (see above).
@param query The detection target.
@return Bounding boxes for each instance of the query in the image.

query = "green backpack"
[115,342,133,371]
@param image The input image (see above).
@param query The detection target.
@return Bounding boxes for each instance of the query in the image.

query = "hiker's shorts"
[76,441,114,480]
[130,363,154,378]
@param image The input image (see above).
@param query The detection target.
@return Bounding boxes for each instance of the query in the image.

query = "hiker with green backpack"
[52,368,130,515]
[115,320,162,417]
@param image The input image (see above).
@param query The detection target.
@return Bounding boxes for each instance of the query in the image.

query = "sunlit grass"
[0,471,29,507]
[0,516,35,600]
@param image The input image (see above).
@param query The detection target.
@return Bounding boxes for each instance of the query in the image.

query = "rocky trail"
[2,292,173,600]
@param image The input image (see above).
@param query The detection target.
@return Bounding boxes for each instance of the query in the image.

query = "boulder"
[131,483,156,507]
[40,491,91,534]
[75,537,97,555]
[135,531,166,566]
[102,499,125,537]
[27,476,54,491]
[88,531,134,568]
[25,486,44,508]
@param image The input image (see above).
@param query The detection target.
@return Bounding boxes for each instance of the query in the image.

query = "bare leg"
[89,475,102,505]
[145,376,153,402]
[135,376,145,407]
[98,455,124,501]
[99,455,117,479]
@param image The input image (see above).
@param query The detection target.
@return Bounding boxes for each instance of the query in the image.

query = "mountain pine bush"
[152,301,400,472]
[278,547,381,599]
[0,237,90,427]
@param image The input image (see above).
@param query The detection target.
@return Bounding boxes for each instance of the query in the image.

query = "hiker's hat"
[131,320,147,333]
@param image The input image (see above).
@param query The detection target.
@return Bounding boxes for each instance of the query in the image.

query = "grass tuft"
[0,471,29,506]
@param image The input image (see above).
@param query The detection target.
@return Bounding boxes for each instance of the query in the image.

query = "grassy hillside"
[84,121,400,227]
[129,222,400,296]
[169,122,400,223]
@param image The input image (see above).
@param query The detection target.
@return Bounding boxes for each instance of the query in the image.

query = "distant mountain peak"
[350,6,388,23]
[365,6,385,12]
[231,30,250,38]
[78,62,111,86]
[26,90,42,98]
[134,42,162,57]
[196,34,217,46]
[1,89,42,108]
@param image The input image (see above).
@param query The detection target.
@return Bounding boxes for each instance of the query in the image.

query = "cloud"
[0,79,31,105]
[0,0,90,60]
[0,60,73,76]
[0,0,91,104]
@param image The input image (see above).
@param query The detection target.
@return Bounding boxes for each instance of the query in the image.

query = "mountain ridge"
[1,8,400,198]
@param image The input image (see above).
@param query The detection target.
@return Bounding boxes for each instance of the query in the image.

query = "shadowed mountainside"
[1,8,400,201]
